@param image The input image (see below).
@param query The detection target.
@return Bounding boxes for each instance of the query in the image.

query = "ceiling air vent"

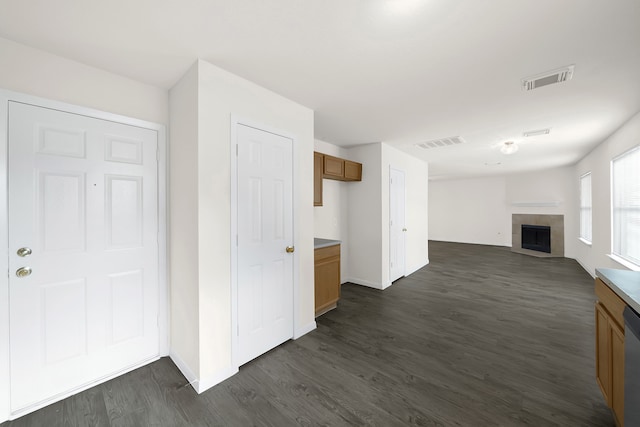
[522,65,575,91]
[415,136,465,150]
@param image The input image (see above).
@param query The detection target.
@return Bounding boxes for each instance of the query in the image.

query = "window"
[612,146,640,267]
[580,172,592,243]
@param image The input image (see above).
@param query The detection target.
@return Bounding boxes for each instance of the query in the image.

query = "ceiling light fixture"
[500,141,519,155]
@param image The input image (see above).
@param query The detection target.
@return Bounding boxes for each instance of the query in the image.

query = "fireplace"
[512,214,564,258]
[521,224,551,253]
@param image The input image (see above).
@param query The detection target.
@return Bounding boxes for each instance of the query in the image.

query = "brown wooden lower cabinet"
[314,244,340,316]
[595,278,625,426]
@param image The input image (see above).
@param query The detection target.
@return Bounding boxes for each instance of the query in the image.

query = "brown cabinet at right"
[595,277,626,426]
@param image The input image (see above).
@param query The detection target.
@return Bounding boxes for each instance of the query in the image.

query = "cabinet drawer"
[595,278,626,329]
[315,244,340,261]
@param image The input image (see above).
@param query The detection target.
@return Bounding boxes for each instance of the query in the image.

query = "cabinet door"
[314,257,340,315]
[323,155,344,179]
[314,152,323,206]
[595,302,611,404]
[344,160,362,181]
[611,320,624,426]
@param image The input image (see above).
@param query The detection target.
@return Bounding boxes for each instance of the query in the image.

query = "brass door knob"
[16,267,32,278]
[17,247,32,257]
[286,246,295,253]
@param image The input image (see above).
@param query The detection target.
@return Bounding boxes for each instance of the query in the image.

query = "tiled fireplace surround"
[511,214,564,258]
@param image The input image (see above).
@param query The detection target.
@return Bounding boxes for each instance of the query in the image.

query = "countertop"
[596,268,640,314]
[314,238,341,249]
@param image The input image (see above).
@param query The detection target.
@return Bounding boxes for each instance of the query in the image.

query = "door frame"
[0,89,168,422]
[230,116,298,369]
[389,166,406,282]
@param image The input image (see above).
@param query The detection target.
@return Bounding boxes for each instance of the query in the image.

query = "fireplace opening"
[521,224,551,253]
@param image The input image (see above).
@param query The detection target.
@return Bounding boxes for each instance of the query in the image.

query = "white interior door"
[236,123,294,366]
[390,167,406,282]
[8,102,160,412]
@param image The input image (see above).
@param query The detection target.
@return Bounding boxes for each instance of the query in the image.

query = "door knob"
[286,246,295,253]
[402,228,407,232]
[16,267,32,278]
[17,247,32,257]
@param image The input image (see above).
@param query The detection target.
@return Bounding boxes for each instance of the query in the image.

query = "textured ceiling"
[1,0,639,178]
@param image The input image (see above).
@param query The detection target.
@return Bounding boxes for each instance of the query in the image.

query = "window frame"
[610,145,640,269]
[579,172,592,245]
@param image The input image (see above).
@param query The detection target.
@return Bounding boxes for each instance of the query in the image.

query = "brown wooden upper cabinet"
[320,153,362,182]
[344,160,362,181]
[314,152,323,207]
[313,152,362,206]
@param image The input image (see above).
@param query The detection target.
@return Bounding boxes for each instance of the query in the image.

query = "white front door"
[8,102,160,412]
[390,167,406,282]
[235,123,294,366]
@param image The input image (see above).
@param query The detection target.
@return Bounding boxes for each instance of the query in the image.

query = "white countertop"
[596,268,640,314]
[314,238,341,249]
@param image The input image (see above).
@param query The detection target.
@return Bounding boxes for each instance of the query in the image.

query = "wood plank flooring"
[2,241,614,426]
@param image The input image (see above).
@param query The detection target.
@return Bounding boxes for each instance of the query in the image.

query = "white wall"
[168,63,201,380]
[345,143,430,289]
[0,37,169,423]
[429,166,577,258]
[314,140,350,281]
[574,111,640,276]
[346,143,384,288]
[381,144,430,279]
[0,37,168,124]
[169,59,315,392]
[429,176,510,246]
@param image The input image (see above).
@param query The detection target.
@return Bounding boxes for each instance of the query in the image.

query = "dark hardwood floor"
[2,241,614,426]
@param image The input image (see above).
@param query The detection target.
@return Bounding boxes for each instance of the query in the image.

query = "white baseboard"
[169,350,198,390]
[381,280,393,290]
[405,260,429,277]
[196,366,238,394]
[574,257,595,278]
[345,277,384,290]
[169,350,238,394]
[294,321,316,339]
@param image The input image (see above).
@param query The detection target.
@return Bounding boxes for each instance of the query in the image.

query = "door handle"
[17,247,32,257]
[16,267,32,278]
[286,246,295,253]
[402,228,407,232]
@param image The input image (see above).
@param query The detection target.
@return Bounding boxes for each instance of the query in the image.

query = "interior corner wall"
[168,62,201,382]
[346,143,384,288]
[0,37,168,125]
[381,144,429,281]
[505,167,577,259]
[313,139,350,282]
[574,111,640,276]
[429,167,576,254]
[192,59,315,388]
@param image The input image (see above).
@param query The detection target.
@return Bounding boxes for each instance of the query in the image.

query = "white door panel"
[390,168,406,282]
[236,124,293,366]
[8,102,159,411]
